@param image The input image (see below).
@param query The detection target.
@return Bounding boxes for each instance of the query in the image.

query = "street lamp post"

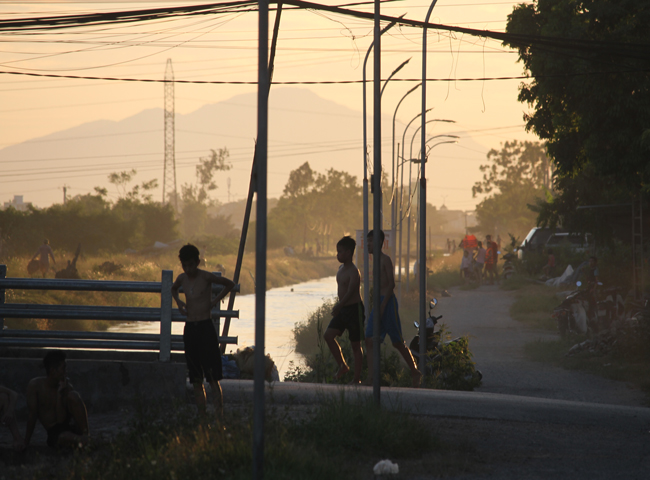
[419,0,440,376]
[398,109,431,300]
[391,84,421,263]
[362,20,398,336]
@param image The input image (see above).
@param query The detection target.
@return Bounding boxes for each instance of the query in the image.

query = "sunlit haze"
[0,0,537,211]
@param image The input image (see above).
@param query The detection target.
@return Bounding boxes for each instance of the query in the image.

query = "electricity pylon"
[163,58,178,210]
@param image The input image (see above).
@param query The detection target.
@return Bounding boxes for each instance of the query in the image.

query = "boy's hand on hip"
[177,301,187,315]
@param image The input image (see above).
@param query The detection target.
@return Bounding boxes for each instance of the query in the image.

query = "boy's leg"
[350,341,362,384]
[208,379,223,420]
[364,337,374,384]
[193,382,208,415]
[324,328,349,378]
[391,341,422,388]
[55,390,89,448]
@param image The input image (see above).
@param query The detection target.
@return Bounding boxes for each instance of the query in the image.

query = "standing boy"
[484,235,499,285]
[172,244,234,418]
[24,350,89,450]
[324,236,365,384]
[365,230,422,388]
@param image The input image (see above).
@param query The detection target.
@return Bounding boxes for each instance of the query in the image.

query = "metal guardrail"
[0,266,240,361]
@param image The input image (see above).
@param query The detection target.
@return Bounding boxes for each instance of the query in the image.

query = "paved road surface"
[438,284,645,406]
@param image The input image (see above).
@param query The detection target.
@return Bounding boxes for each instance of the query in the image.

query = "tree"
[472,140,552,238]
[108,169,158,202]
[505,1,650,227]
[180,148,232,238]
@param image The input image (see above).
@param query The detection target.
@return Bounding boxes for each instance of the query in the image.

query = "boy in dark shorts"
[324,236,365,383]
[172,244,235,418]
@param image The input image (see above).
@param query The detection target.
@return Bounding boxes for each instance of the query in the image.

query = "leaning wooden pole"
[220,4,283,354]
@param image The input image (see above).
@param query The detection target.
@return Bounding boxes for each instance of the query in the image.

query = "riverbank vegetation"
[6,396,477,480]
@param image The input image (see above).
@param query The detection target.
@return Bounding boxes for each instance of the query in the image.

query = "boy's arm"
[0,386,17,424]
[380,254,396,314]
[207,273,235,308]
[24,380,38,448]
[171,275,187,315]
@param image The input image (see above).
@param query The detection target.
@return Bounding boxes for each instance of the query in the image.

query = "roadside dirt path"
[437,284,646,406]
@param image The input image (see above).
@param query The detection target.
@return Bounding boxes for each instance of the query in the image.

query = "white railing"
[0,266,239,361]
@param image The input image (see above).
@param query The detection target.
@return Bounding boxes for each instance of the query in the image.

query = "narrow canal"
[111,276,338,380]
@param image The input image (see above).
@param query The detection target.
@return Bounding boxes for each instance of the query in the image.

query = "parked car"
[544,232,592,253]
[517,227,564,260]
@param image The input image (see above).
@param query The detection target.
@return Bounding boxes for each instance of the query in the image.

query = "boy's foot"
[411,369,423,388]
[334,364,350,380]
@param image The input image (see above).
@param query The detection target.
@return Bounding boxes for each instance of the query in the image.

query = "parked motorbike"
[408,299,482,384]
[501,252,516,280]
[553,281,624,335]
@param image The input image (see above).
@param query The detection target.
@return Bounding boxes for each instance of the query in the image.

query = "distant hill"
[0,87,489,216]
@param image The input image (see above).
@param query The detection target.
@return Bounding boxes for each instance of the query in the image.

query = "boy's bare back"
[377,251,395,297]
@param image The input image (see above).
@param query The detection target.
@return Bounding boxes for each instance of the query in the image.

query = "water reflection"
[111,276,337,380]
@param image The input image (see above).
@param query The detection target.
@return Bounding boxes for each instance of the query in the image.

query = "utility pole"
[62,185,68,205]
[163,59,178,211]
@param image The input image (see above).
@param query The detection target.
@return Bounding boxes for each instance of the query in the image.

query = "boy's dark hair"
[337,236,356,254]
[43,350,66,374]
[478,241,483,247]
[179,244,200,263]
[367,229,385,243]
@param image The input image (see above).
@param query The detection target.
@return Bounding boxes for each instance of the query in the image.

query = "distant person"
[24,350,89,450]
[460,249,473,284]
[172,244,235,419]
[542,248,556,278]
[32,239,56,278]
[0,385,23,451]
[365,230,422,388]
[484,235,499,285]
[446,238,451,254]
[475,241,486,285]
[324,236,364,384]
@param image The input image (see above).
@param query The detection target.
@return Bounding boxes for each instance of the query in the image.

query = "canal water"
[111,276,338,380]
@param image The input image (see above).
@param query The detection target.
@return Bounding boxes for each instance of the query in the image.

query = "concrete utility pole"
[163,59,178,211]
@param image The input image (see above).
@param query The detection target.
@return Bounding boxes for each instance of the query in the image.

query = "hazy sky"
[0,0,538,209]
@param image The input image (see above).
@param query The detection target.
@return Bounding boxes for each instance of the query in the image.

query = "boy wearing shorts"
[324,236,365,383]
[365,230,422,388]
[172,244,235,418]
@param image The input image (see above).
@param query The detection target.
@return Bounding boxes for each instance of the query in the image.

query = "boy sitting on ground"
[365,230,422,388]
[0,385,24,451]
[324,236,365,384]
[24,350,89,450]
[172,244,235,419]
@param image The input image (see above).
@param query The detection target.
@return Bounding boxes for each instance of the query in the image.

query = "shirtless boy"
[365,230,422,388]
[0,385,24,451]
[324,236,365,384]
[24,350,89,449]
[171,244,235,418]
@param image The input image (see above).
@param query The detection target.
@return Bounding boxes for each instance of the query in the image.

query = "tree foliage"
[266,162,363,252]
[472,140,552,237]
[505,0,650,228]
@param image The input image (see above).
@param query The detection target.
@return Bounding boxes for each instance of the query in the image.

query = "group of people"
[324,230,422,387]
[2,235,422,451]
[460,234,500,285]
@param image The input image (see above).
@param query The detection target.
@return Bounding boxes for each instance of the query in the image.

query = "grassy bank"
[5,396,478,480]
[3,249,337,331]
[508,283,559,331]
[525,337,650,398]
